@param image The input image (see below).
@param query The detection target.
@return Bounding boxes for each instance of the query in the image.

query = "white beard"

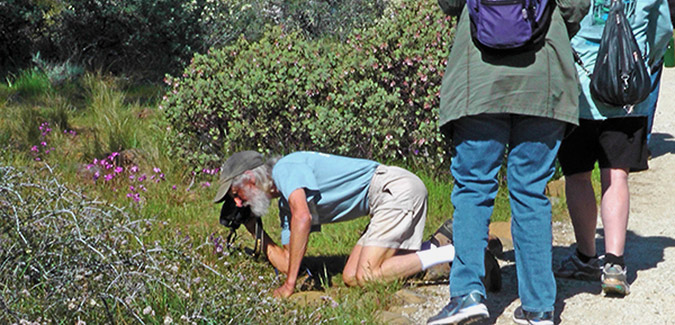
[246,186,271,217]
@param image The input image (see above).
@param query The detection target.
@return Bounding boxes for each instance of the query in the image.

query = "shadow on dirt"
[649,132,675,159]
[295,255,349,290]
[478,229,675,324]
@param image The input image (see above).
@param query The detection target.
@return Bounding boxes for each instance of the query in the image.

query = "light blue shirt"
[572,0,673,119]
[272,151,379,245]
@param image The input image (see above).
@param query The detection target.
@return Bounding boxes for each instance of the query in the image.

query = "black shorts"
[558,117,649,175]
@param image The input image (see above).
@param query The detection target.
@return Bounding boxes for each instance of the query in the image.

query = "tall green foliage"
[0,0,46,75]
[163,0,455,169]
[46,0,205,80]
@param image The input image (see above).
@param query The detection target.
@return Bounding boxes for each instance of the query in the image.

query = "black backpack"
[580,0,651,109]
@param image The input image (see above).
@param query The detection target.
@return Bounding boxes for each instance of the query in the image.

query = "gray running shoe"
[554,253,602,280]
[601,263,630,296]
[512,306,553,325]
[427,290,489,325]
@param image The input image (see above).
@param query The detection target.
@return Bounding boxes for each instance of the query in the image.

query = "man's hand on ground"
[273,282,295,298]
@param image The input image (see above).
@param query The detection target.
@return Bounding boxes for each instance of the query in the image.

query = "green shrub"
[202,0,388,48]
[32,52,84,86]
[46,0,206,80]
[163,0,455,170]
[0,0,46,76]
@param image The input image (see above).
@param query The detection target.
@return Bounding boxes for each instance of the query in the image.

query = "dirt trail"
[391,67,675,324]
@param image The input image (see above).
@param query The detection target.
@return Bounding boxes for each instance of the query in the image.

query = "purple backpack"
[467,0,555,51]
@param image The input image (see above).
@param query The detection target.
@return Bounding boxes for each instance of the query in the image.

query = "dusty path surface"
[386,67,675,324]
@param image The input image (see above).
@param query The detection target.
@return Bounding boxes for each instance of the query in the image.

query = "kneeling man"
[213,151,455,297]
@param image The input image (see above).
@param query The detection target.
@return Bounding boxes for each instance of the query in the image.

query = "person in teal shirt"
[555,0,673,297]
[213,151,457,298]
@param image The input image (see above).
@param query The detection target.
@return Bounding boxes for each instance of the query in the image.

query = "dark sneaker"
[417,219,454,283]
[601,263,630,296]
[430,219,454,247]
[512,306,553,325]
[554,253,602,280]
[427,290,488,325]
[487,234,503,259]
[483,249,501,292]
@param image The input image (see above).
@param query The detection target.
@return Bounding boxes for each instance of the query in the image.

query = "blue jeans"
[646,58,664,145]
[448,113,565,313]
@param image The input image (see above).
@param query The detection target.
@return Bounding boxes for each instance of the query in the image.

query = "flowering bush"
[162,0,455,169]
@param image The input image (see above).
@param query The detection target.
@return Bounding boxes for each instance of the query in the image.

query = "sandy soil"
[395,66,675,324]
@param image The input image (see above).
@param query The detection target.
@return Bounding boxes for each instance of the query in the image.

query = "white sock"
[416,244,455,270]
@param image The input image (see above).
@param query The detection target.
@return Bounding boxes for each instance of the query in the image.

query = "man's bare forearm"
[243,217,289,272]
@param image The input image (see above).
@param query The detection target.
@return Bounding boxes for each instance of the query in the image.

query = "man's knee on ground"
[355,264,382,286]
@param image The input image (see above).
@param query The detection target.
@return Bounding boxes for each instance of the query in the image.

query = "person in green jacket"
[427,0,590,323]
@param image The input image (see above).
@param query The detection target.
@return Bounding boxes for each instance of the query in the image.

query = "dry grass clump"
[0,164,309,324]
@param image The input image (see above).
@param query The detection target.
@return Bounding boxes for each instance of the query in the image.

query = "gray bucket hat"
[213,151,265,203]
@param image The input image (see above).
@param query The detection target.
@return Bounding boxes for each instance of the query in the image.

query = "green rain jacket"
[437,0,591,132]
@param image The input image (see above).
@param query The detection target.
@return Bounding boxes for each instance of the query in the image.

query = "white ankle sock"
[416,244,455,270]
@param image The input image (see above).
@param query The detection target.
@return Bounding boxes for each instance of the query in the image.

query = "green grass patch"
[5,68,52,100]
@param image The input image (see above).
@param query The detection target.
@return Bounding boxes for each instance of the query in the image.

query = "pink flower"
[104,174,113,181]
[93,171,100,180]
[41,141,47,147]
[31,146,38,152]
[153,167,162,173]
[138,174,146,182]
[114,167,123,174]
[130,166,138,173]
[172,185,177,190]
[202,182,211,188]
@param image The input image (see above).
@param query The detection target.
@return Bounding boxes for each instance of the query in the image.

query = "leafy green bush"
[0,0,46,76]
[202,0,388,48]
[163,0,455,169]
[45,0,205,80]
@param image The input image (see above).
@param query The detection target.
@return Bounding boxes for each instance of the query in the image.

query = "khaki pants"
[356,165,427,250]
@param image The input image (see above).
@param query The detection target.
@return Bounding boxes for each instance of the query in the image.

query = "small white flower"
[143,306,154,316]
[163,315,173,324]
